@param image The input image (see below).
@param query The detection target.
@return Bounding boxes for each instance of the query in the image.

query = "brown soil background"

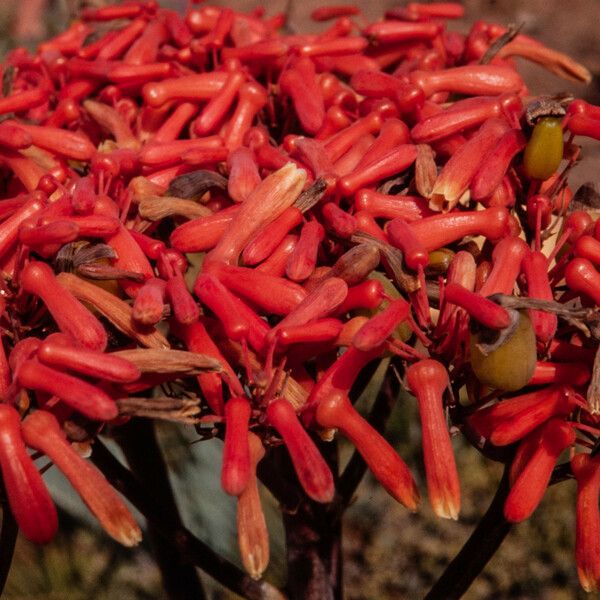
[0,2,599,599]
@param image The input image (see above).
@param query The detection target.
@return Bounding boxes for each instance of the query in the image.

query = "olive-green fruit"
[470,310,536,392]
[523,117,564,181]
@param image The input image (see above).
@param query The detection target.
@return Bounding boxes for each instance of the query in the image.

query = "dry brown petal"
[138,195,212,221]
[415,144,437,200]
[116,396,202,423]
[113,348,221,374]
[350,232,419,293]
[56,272,169,349]
[166,169,228,199]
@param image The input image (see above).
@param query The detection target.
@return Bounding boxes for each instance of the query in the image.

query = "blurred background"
[0,1,599,599]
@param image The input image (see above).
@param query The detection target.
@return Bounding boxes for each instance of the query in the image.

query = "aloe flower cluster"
[0,1,600,597]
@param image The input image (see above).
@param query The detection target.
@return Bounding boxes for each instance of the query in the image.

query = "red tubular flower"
[430,118,510,211]
[411,94,522,143]
[521,251,557,344]
[20,261,108,352]
[354,119,411,170]
[286,220,325,282]
[355,189,433,222]
[37,333,140,383]
[242,206,304,266]
[352,298,410,351]
[266,399,334,503]
[442,283,511,329]
[363,20,441,44]
[334,279,385,314]
[211,262,306,315]
[0,404,57,544]
[194,273,251,342]
[132,277,167,326]
[139,136,224,167]
[504,419,574,523]
[410,65,524,97]
[7,121,96,161]
[277,318,343,345]
[21,410,142,546]
[565,258,600,306]
[406,360,460,519]
[324,112,382,163]
[158,251,200,326]
[221,82,269,151]
[237,432,269,580]
[478,236,529,296]
[222,396,252,496]
[469,128,526,201]
[280,61,325,135]
[142,72,228,107]
[17,360,119,421]
[267,277,348,345]
[337,144,418,196]
[194,70,246,135]
[528,361,590,387]
[227,147,261,203]
[409,206,509,252]
[0,87,48,117]
[315,391,420,510]
[170,205,240,253]
[205,163,306,266]
[572,452,600,592]
[467,384,577,446]
[0,191,46,260]
[95,198,154,298]
[171,319,244,416]
[322,203,357,238]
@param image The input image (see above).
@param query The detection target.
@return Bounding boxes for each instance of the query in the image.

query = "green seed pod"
[425,248,455,276]
[470,310,537,392]
[523,117,564,181]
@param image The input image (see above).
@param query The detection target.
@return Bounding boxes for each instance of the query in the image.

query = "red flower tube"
[211,263,306,315]
[352,298,410,352]
[142,72,228,107]
[17,360,118,421]
[20,261,108,352]
[286,220,325,281]
[572,452,600,592]
[406,360,460,519]
[430,117,510,211]
[227,147,261,203]
[410,65,524,97]
[21,410,142,546]
[315,390,420,510]
[266,399,334,503]
[504,419,574,523]
[222,396,252,496]
[409,206,509,252]
[37,333,140,383]
[566,258,600,306]
[221,82,269,151]
[521,251,557,344]
[467,385,577,446]
[236,432,269,580]
[478,234,529,295]
[205,163,306,266]
[0,404,57,544]
[442,283,511,329]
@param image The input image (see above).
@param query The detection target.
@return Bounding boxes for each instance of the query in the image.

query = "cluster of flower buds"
[0,0,600,592]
